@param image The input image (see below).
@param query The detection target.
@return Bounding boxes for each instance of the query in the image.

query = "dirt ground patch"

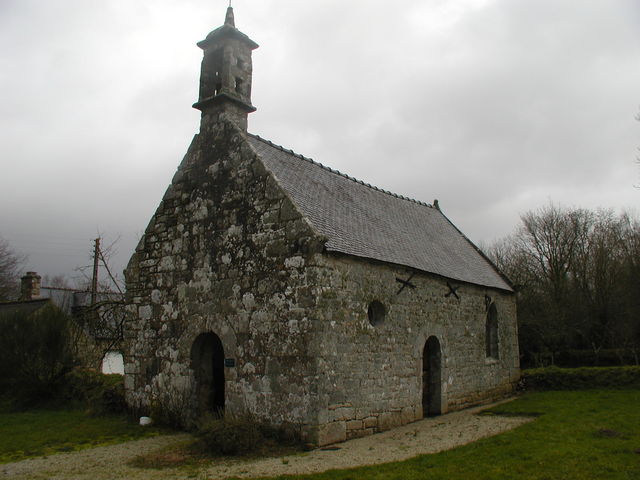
[2,399,532,480]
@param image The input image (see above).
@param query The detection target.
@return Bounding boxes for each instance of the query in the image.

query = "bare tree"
[571,210,627,357]
[0,236,25,301]
[71,235,126,369]
[489,203,640,367]
[634,107,640,188]
[616,213,640,363]
[515,205,592,363]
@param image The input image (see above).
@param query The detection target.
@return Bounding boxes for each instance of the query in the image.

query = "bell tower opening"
[200,49,224,99]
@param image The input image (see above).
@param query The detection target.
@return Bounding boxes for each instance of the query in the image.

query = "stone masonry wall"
[124,115,326,440]
[309,254,519,445]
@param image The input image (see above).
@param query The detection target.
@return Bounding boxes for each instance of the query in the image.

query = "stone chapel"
[123,7,520,446]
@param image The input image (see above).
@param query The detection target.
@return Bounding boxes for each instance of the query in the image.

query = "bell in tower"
[193,7,259,132]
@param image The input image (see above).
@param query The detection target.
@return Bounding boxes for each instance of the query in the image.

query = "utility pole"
[91,237,100,305]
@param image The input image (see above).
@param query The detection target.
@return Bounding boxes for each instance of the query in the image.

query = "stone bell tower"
[193,6,259,131]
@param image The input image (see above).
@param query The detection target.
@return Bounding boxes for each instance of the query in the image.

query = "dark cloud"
[1,0,638,281]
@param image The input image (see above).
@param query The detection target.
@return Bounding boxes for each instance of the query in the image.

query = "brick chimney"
[20,272,41,300]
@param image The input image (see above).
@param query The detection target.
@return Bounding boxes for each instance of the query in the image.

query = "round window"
[367,300,386,327]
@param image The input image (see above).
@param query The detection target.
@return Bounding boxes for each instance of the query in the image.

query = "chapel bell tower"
[193,7,259,131]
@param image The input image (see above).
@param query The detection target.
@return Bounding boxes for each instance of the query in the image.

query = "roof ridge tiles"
[248,133,434,209]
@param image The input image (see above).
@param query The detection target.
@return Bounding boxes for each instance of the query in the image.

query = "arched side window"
[485,303,499,359]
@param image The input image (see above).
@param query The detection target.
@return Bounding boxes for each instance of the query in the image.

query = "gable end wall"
[124,116,326,440]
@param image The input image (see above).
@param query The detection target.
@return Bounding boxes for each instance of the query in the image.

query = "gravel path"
[2,399,531,480]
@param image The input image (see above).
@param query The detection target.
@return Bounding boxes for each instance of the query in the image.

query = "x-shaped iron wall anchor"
[395,272,416,295]
[445,282,460,299]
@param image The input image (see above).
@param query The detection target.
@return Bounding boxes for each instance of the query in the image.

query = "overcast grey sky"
[1,0,639,285]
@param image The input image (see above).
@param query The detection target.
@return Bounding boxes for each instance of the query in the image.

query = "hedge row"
[522,349,639,369]
[521,366,640,391]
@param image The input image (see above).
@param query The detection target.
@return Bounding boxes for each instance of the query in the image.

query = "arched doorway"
[191,332,225,415]
[422,336,442,417]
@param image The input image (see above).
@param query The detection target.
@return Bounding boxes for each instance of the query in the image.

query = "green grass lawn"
[2,390,639,479]
[254,389,640,480]
[0,408,165,464]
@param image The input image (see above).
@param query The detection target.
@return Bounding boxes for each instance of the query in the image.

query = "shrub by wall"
[196,414,263,455]
[62,368,126,414]
[195,413,304,456]
[522,366,640,391]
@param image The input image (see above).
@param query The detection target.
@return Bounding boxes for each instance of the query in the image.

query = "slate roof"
[247,134,513,292]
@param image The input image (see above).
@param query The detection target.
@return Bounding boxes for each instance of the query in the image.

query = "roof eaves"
[323,249,513,292]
